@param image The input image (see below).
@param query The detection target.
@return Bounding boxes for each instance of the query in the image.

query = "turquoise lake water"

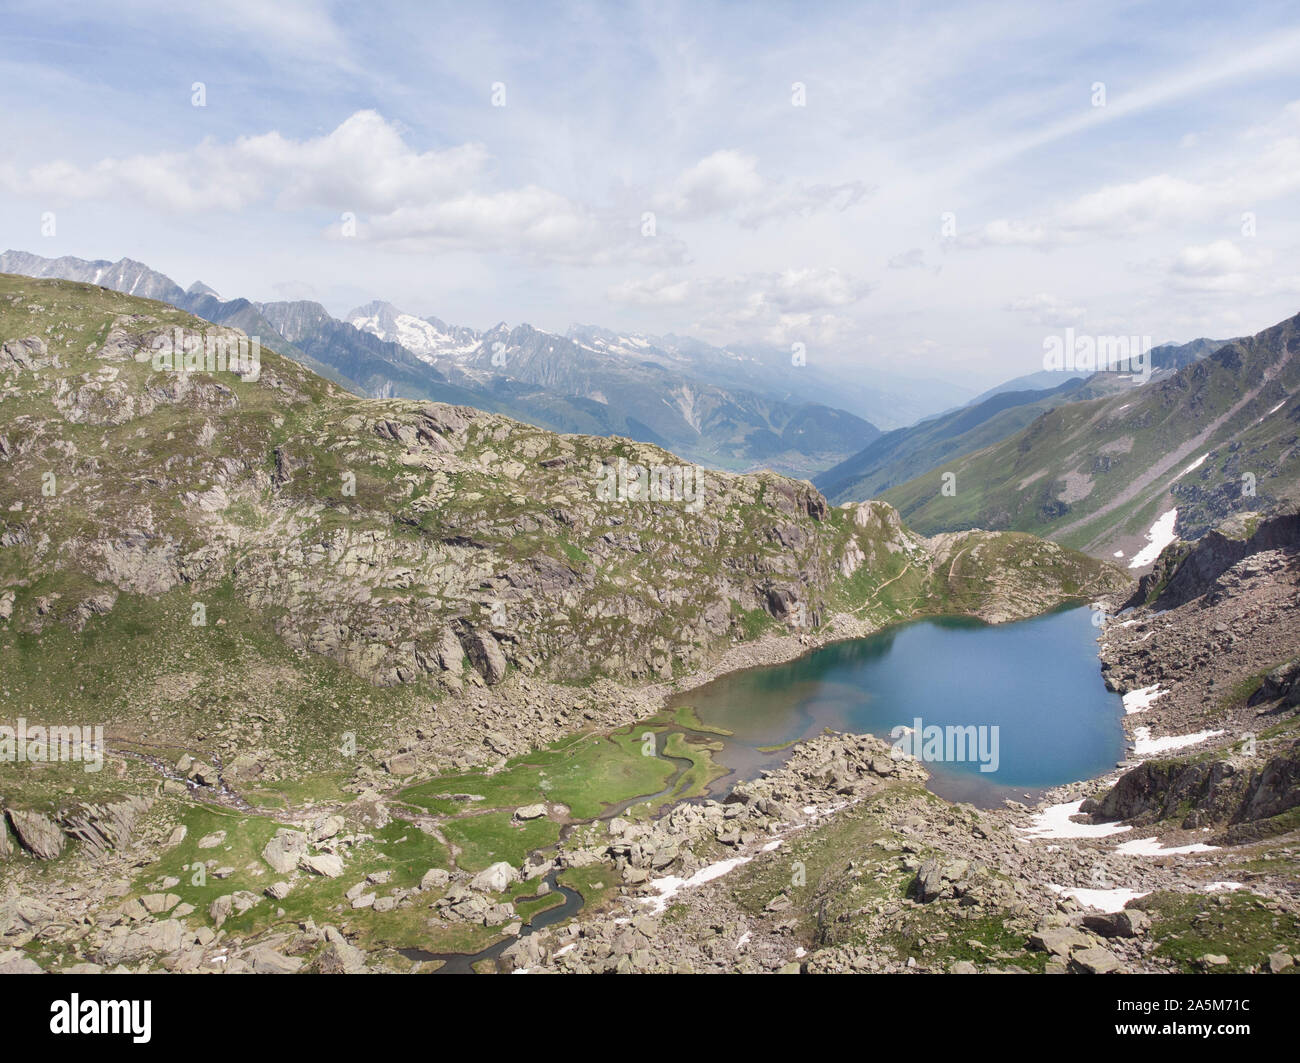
[673,605,1127,808]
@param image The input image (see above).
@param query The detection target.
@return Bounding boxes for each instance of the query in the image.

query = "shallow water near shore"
[674,605,1126,809]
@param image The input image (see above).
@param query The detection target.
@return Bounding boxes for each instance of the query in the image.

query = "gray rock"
[470,861,518,893]
[209,895,233,928]
[261,829,308,874]
[385,751,417,776]
[140,892,180,914]
[60,796,153,859]
[300,853,344,878]
[6,809,65,860]
[309,815,344,842]
[0,949,45,974]
[95,919,184,966]
[1029,928,1093,958]
[1082,909,1150,938]
[311,939,367,974]
[461,629,508,685]
[1070,946,1123,974]
[246,947,303,974]
[912,857,971,903]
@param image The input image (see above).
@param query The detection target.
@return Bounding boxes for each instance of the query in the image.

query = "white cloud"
[956,102,1300,250]
[655,149,870,227]
[1005,292,1086,325]
[609,267,870,345]
[957,217,1052,249]
[887,248,926,270]
[0,110,684,266]
[1164,239,1300,295]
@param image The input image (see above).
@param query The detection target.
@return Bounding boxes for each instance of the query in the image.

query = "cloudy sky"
[4,0,1300,389]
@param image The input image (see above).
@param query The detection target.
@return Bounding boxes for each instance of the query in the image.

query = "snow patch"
[1132,727,1225,756]
[1017,800,1131,840]
[639,855,753,915]
[1049,884,1150,912]
[1115,837,1218,856]
[1122,685,1166,715]
[1128,508,1178,569]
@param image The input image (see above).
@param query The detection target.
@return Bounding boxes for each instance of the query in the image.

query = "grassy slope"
[880,317,1300,554]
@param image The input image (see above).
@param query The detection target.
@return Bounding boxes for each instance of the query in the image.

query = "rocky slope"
[503,508,1300,975]
[0,275,1122,771]
[8,275,1292,976]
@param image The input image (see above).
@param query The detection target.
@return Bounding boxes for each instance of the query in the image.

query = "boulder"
[246,947,303,975]
[0,949,45,974]
[1029,927,1093,958]
[6,809,65,860]
[461,629,508,685]
[309,815,344,842]
[1070,947,1122,974]
[912,857,971,903]
[1082,909,1150,938]
[209,895,233,928]
[60,796,153,859]
[225,753,264,780]
[470,861,518,893]
[140,892,180,914]
[301,852,345,878]
[310,939,367,974]
[432,626,464,673]
[385,751,417,776]
[1251,657,1300,707]
[261,829,308,874]
[94,919,184,966]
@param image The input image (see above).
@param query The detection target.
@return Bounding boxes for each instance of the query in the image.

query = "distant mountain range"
[872,320,1297,562]
[5,249,989,477]
[816,338,1229,508]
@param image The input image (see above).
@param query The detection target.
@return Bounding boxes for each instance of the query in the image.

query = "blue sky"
[4,0,1300,388]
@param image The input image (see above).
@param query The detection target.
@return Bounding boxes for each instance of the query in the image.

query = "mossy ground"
[1139,890,1300,972]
